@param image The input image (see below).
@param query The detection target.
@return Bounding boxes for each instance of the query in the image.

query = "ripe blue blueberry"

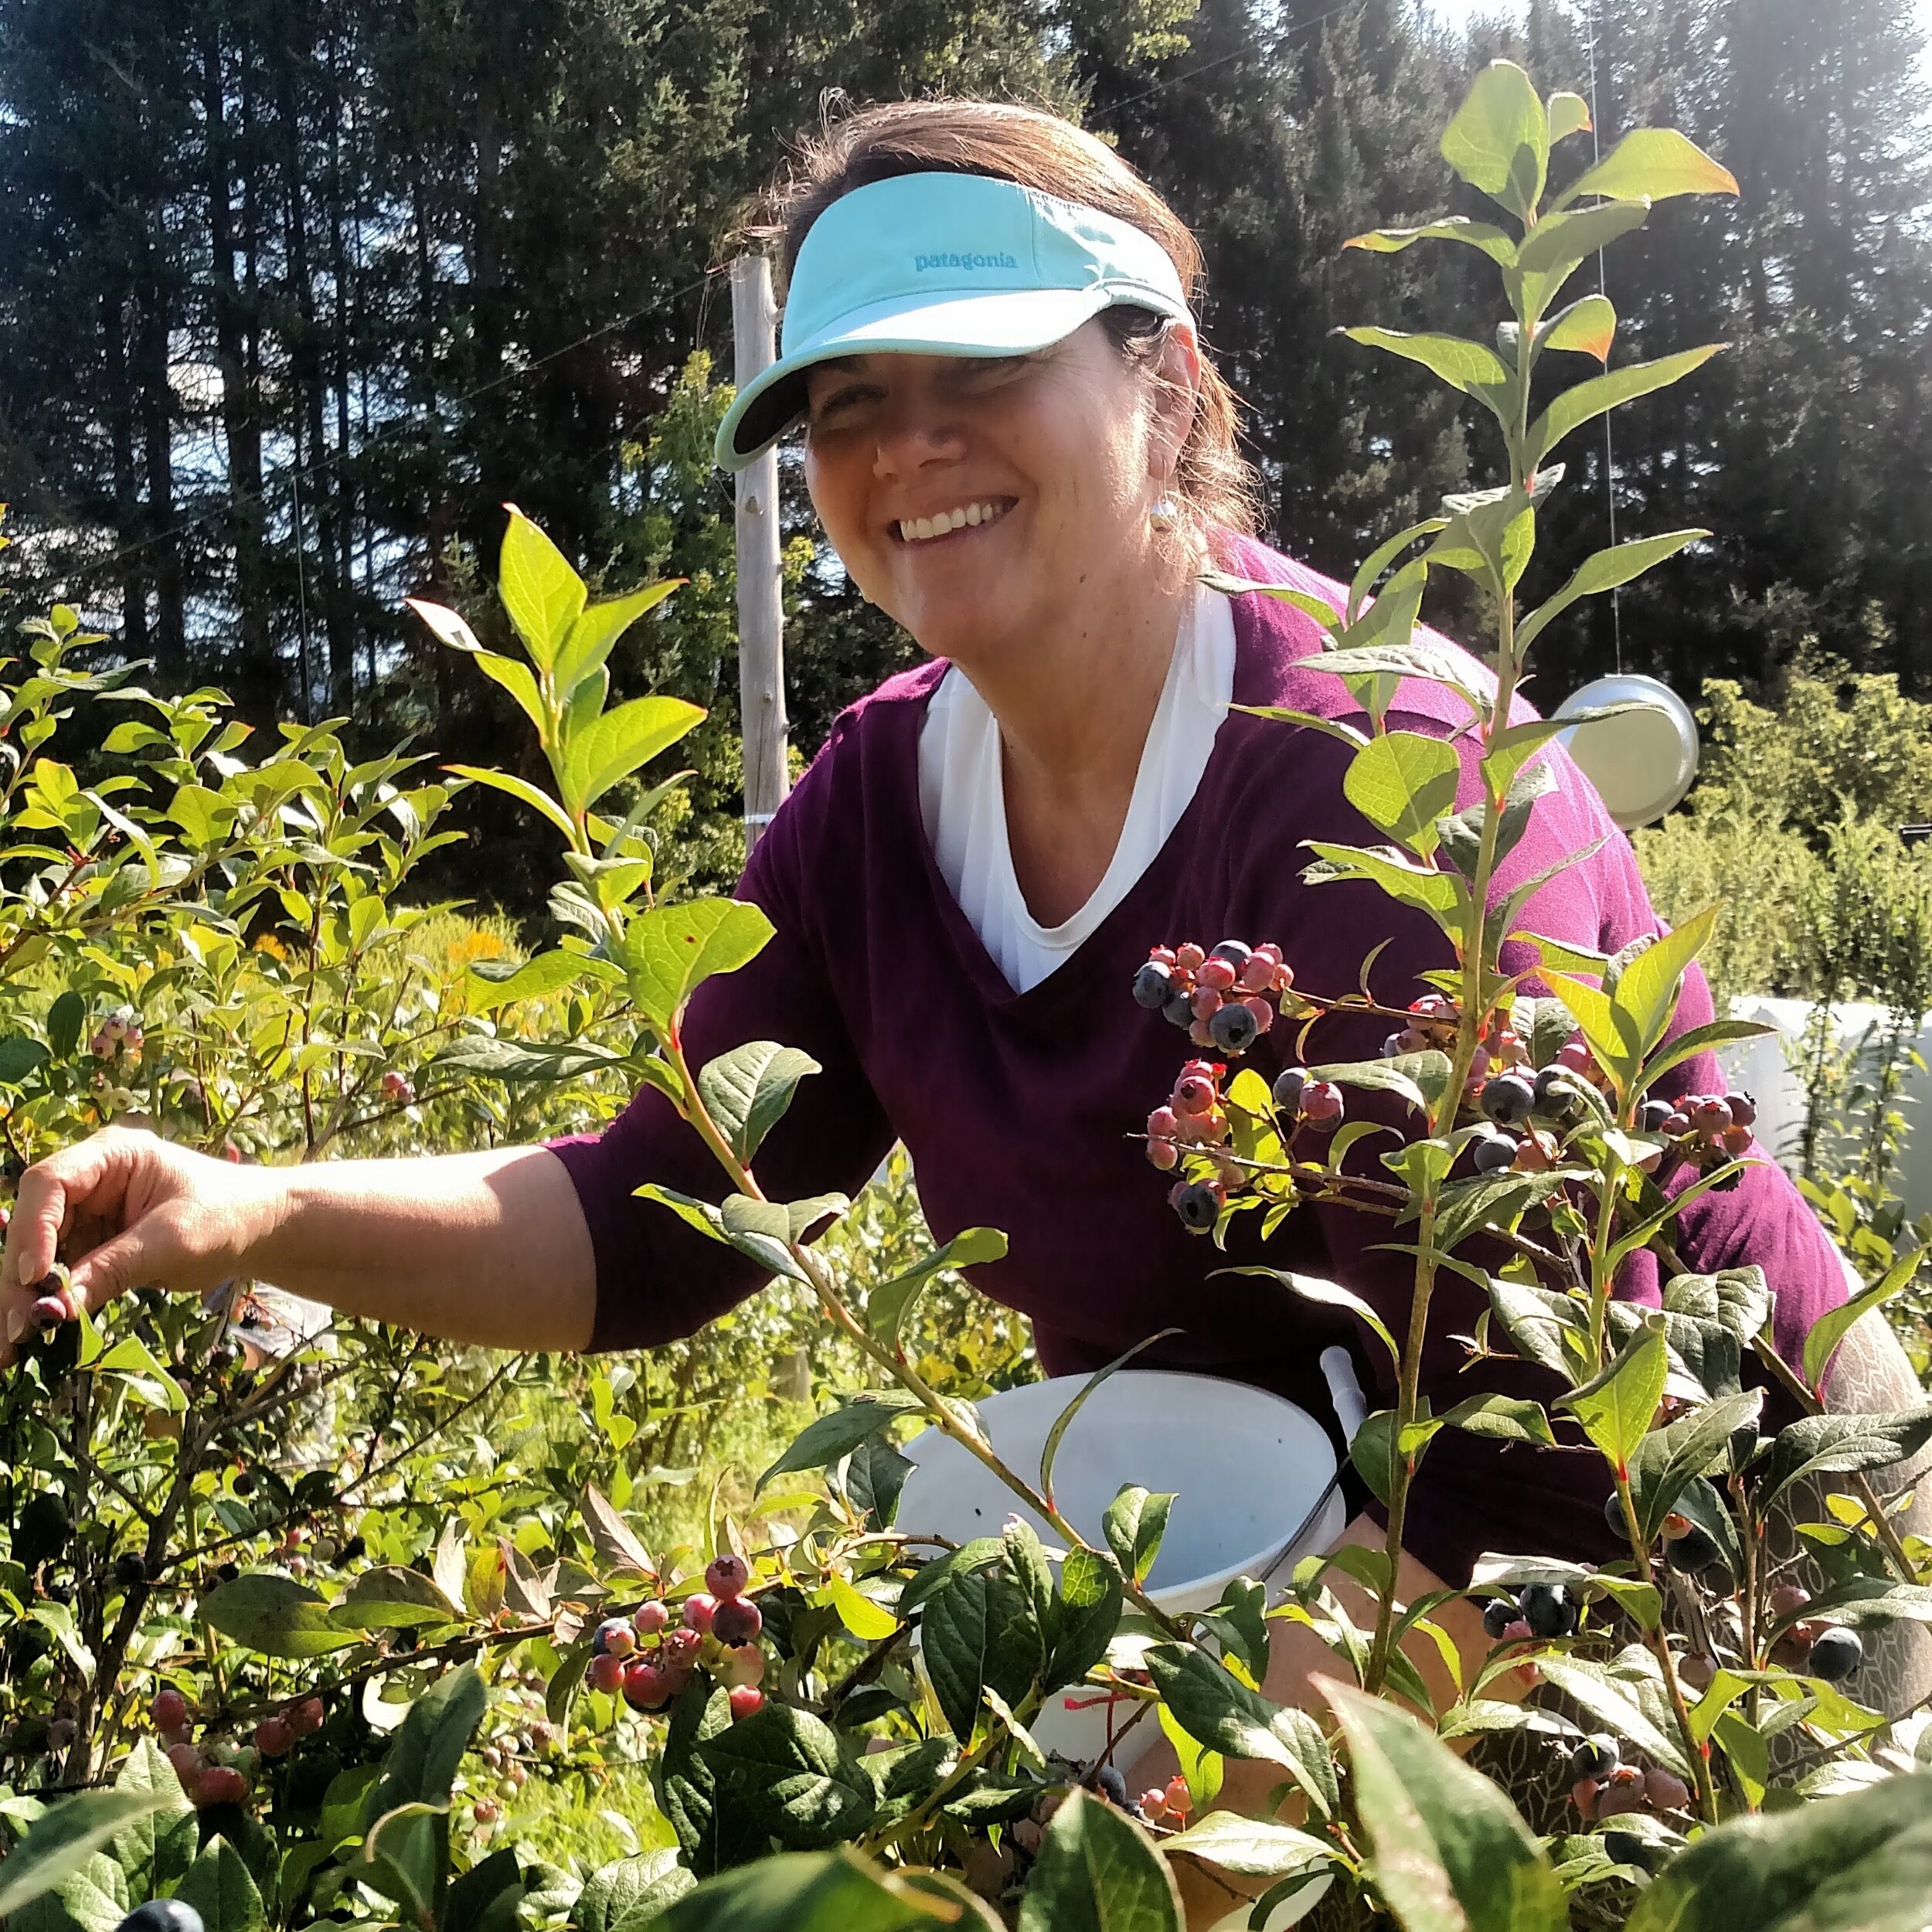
[1481,1074,1536,1126]
[1133,961,1175,1010]
[1568,1736,1619,1780]
[1519,1583,1577,1638]
[1663,1526,1723,1578]
[1603,1491,1633,1541]
[1531,1066,1587,1127]
[1162,988,1196,1031]
[1481,1598,1516,1639]
[1472,1132,1519,1173]
[1172,1182,1221,1233]
[114,1905,206,1932]
[1270,1067,1308,1114]
[1807,1627,1863,1682]
[1208,940,1251,971]
[1601,1830,1660,1874]
[1207,1002,1259,1053]
[1637,1097,1675,1133]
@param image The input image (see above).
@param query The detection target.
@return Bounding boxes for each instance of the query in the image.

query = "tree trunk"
[136,264,186,681]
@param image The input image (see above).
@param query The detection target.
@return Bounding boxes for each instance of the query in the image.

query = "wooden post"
[731,253,789,848]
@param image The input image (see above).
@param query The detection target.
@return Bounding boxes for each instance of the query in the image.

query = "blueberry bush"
[5,63,1932,1932]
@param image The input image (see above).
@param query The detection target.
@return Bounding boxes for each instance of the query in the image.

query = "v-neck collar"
[895,573,1271,1010]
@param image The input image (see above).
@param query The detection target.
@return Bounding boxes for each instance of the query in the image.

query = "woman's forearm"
[248,1146,596,1353]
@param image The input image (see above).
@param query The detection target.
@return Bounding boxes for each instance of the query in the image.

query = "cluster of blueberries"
[149,1682,324,1812]
[1133,941,1765,1234]
[585,1553,766,1721]
[1131,939,1293,1054]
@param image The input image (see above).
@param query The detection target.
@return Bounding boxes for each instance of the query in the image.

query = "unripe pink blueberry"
[587,1652,624,1694]
[632,1599,670,1634]
[1300,1080,1344,1124]
[1644,1767,1690,1811]
[1173,944,1206,972]
[1172,1073,1216,1116]
[1148,1105,1181,1141]
[1140,1786,1169,1818]
[1146,1138,1178,1171]
[253,1716,293,1757]
[621,1661,670,1711]
[1196,957,1237,994]
[1240,995,1273,1034]
[727,1685,764,1722]
[706,1553,750,1599]
[681,1592,717,1634]
[1720,1124,1752,1155]
[594,1616,636,1658]
[152,1689,189,1733]
[193,1765,248,1808]
[1556,1040,1593,1073]
[661,1627,703,1668]
[714,1641,765,1688]
[1189,985,1223,1020]
[166,1742,203,1790]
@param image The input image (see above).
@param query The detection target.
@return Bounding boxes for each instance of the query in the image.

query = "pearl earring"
[1149,492,1181,534]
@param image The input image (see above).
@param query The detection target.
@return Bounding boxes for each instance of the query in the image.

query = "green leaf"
[865,1229,1009,1349]
[697,1041,822,1165]
[1015,1787,1182,1932]
[1343,219,1517,267]
[1628,1392,1764,1541]
[1640,1017,1776,1091]
[1538,293,1617,362]
[1440,1393,1556,1447]
[1803,1245,1925,1396]
[1611,908,1722,1060]
[1343,732,1463,859]
[698,1703,876,1849]
[1517,531,1705,651]
[1440,60,1549,216]
[563,695,707,817]
[175,1832,269,1932]
[444,763,578,845]
[1534,1654,1694,1780]
[464,948,590,1010]
[649,1851,966,1932]
[196,1573,358,1659]
[1558,1318,1668,1474]
[358,1801,444,1923]
[1540,967,1641,1080]
[921,1568,991,1743]
[1528,346,1725,468]
[1662,1266,1772,1345]
[1341,328,1512,406]
[1230,703,1368,752]
[1626,1769,1932,1932]
[471,649,549,738]
[617,898,775,1034]
[1159,1812,1333,1881]
[1049,1548,1126,1689]
[1306,1052,1451,1119]
[1350,1407,1402,1506]
[0,1791,174,1917]
[1513,202,1650,321]
[0,1034,50,1085]
[329,1564,465,1631]
[1145,1646,1337,1818]
[1760,1406,1932,1511]
[1323,1679,1566,1932]
[1556,128,1740,211]
[1104,1486,1173,1588]
[553,579,682,699]
[1349,519,1451,624]
[498,505,587,669]
[1216,1267,1399,1366]
[758,1393,923,1490]
[1302,842,1460,930]
[1547,90,1591,141]
[364,1663,488,1822]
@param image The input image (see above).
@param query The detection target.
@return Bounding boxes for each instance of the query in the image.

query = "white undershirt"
[918,583,1237,993]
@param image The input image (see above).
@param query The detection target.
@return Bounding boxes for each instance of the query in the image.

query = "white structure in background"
[1719,998,1932,1223]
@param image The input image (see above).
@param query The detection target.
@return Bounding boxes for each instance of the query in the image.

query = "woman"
[0,97,1896,1818]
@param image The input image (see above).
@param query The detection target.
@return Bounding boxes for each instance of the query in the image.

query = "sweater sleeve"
[548,736,895,1352]
[1227,702,1848,1586]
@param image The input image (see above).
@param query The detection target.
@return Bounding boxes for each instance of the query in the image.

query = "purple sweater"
[552,536,1847,1584]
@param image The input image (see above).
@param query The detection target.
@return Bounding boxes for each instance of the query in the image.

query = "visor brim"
[715,284,1135,471]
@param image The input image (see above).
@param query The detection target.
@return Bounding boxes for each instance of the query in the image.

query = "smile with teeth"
[896,500,1011,543]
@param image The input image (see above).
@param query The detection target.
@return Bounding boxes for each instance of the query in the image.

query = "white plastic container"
[894,1370,1348,1761]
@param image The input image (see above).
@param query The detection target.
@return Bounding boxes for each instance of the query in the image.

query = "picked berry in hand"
[1807,1626,1863,1682]
[1519,1582,1577,1638]
[1481,1073,1536,1125]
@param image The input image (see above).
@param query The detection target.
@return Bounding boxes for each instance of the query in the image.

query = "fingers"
[0,1128,152,1368]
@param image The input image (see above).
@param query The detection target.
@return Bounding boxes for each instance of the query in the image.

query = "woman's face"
[801,318,1196,668]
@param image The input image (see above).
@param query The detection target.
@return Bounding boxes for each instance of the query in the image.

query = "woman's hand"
[1,1127,277,1365]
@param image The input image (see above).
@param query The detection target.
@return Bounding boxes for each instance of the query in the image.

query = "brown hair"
[747,99,1258,543]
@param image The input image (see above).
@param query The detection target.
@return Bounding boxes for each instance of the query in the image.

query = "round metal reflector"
[1553,673,1699,829]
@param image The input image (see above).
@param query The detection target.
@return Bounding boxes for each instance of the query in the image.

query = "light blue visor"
[714,171,1192,470]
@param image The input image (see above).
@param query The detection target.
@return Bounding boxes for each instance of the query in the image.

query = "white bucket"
[895,1370,1347,1764]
